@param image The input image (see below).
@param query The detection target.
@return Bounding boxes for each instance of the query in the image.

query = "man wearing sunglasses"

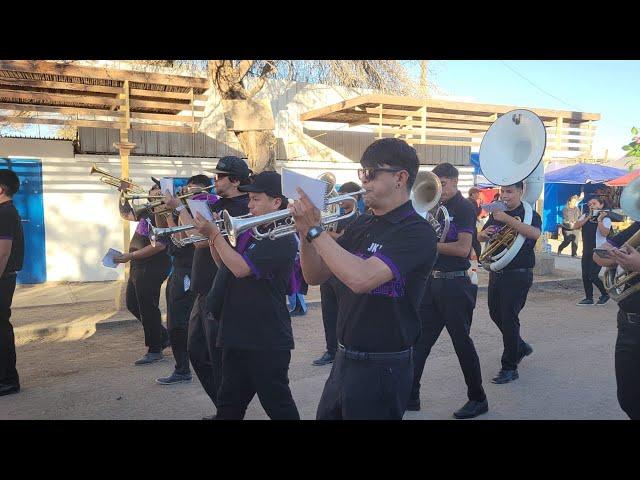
[291,138,438,420]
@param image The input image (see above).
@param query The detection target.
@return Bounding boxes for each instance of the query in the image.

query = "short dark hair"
[360,138,419,191]
[468,187,480,196]
[0,170,20,197]
[432,162,459,179]
[230,175,252,187]
[338,181,362,194]
[188,174,212,188]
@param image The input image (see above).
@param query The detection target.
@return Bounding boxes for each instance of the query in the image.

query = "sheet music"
[102,248,122,268]
[160,178,174,196]
[186,199,214,221]
[281,168,327,211]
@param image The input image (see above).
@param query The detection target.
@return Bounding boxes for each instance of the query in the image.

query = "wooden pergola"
[0,60,211,297]
[300,94,601,158]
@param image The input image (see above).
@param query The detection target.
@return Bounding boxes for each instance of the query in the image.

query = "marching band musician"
[193,171,300,420]
[408,163,488,419]
[291,138,438,420]
[163,157,250,418]
[574,196,611,306]
[594,222,640,420]
[155,175,212,386]
[478,181,541,385]
[115,183,171,365]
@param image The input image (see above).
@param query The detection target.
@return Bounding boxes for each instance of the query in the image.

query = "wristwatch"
[306,225,324,243]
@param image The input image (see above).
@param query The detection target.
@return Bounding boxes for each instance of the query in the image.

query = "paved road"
[0,283,627,420]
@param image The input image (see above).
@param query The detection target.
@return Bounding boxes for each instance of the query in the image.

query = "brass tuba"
[89,163,145,194]
[603,176,640,302]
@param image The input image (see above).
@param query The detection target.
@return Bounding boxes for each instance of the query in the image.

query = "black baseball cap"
[238,171,284,198]
[208,156,251,178]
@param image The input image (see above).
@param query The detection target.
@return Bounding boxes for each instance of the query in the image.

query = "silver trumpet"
[150,221,227,247]
[222,190,365,247]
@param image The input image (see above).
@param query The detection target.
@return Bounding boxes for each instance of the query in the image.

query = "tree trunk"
[235,130,277,173]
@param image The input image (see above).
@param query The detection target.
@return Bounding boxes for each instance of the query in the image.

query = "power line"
[499,61,583,111]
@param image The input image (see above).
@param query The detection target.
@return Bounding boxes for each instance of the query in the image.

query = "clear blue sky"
[409,60,640,160]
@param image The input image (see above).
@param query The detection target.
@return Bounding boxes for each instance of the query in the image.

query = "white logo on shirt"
[367,242,382,253]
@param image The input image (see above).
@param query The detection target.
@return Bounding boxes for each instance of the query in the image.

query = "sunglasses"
[357,167,405,182]
[214,173,229,180]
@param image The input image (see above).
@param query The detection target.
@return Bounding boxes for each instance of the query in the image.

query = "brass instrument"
[477,109,546,272]
[317,172,340,231]
[222,190,365,247]
[410,170,450,242]
[131,185,216,220]
[89,163,145,194]
[603,177,640,302]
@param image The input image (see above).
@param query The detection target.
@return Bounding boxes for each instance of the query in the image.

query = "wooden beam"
[0,60,209,90]
[368,117,491,131]
[129,88,207,102]
[405,138,480,147]
[0,88,123,107]
[130,111,203,122]
[374,126,476,138]
[299,94,377,121]
[366,107,497,123]
[0,78,122,94]
[129,98,205,111]
[0,115,123,129]
[0,102,124,117]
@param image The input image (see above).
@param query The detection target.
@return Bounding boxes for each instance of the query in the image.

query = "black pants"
[558,227,578,256]
[411,276,485,402]
[0,275,19,387]
[488,270,532,371]
[615,311,640,420]
[187,293,222,407]
[471,229,482,260]
[166,267,195,375]
[216,348,299,420]
[320,280,338,354]
[581,248,607,300]
[126,263,169,353]
[316,347,413,420]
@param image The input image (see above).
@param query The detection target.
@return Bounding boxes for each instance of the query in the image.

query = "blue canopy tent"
[542,164,626,234]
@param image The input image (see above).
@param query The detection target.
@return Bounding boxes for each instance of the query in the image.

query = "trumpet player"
[594,222,640,420]
[164,157,250,418]
[193,171,300,420]
[155,175,212,386]
[115,183,171,365]
[479,181,541,384]
[291,138,438,420]
[574,196,611,306]
[409,163,488,419]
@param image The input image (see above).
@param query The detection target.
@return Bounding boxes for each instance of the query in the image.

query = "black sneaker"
[576,298,594,306]
[312,351,335,366]
[453,398,489,419]
[156,371,192,385]
[406,397,421,412]
[492,369,519,384]
[134,352,164,365]
[596,294,610,305]
[517,343,533,365]
[0,383,20,397]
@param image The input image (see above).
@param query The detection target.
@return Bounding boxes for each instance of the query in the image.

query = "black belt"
[491,268,533,275]
[432,270,468,279]
[0,271,17,279]
[620,311,640,325]
[337,343,412,361]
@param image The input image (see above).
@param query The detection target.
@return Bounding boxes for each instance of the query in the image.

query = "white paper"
[160,178,174,196]
[281,168,327,211]
[481,201,508,213]
[186,199,214,221]
[102,248,122,268]
[183,274,191,292]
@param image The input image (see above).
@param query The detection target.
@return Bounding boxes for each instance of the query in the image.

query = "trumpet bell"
[620,176,640,221]
[479,109,546,187]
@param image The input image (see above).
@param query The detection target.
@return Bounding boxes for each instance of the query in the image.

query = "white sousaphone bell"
[410,170,451,242]
[478,109,546,272]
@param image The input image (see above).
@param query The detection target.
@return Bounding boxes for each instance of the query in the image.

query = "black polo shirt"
[435,190,476,272]
[167,242,194,270]
[482,202,542,270]
[581,217,598,251]
[129,218,170,271]
[608,222,640,313]
[190,194,250,295]
[335,209,360,234]
[334,200,438,352]
[0,200,24,275]
[217,234,297,350]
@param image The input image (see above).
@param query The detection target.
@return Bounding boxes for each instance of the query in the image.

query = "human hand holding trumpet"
[289,187,322,237]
